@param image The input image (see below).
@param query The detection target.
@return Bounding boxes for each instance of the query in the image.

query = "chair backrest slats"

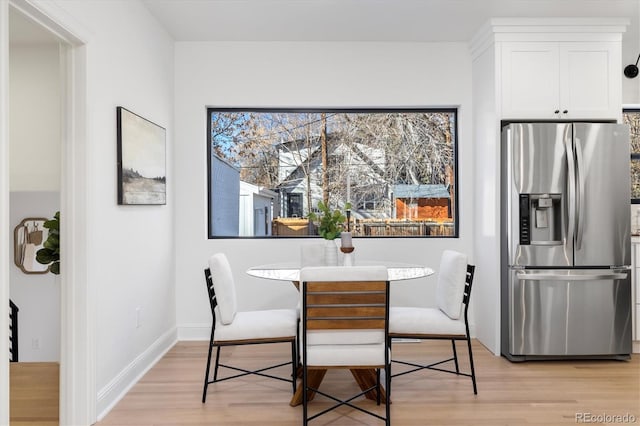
[307,318,386,330]
[462,265,475,304]
[304,280,388,331]
[463,264,475,316]
[307,292,386,305]
[203,268,218,313]
[307,306,386,319]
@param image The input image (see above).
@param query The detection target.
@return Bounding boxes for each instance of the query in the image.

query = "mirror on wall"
[14,217,49,274]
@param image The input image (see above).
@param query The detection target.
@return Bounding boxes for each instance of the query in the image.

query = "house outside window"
[287,193,303,218]
[207,108,458,238]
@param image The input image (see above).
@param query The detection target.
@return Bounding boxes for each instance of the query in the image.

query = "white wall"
[36,0,176,419]
[174,41,476,340]
[9,44,61,191]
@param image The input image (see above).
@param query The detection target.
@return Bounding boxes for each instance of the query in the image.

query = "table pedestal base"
[289,369,387,407]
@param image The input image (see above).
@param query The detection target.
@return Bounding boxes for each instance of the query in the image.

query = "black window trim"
[623,108,640,204]
[206,107,460,239]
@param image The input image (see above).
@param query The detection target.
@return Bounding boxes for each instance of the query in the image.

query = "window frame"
[623,108,640,204]
[206,107,460,239]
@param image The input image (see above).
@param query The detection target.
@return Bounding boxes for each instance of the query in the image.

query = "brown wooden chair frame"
[302,278,391,425]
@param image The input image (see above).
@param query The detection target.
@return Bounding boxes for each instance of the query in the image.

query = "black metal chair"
[202,253,298,403]
[9,299,19,362]
[389,250,477,395]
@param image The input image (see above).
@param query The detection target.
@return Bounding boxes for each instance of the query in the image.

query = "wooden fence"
[272,217,454,237]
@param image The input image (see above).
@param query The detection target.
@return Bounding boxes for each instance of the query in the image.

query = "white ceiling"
[141,0,640,42]
[8,1,639,46]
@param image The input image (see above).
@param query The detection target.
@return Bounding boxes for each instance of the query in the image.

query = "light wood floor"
[95,341,640,425]
[10,362,59,426]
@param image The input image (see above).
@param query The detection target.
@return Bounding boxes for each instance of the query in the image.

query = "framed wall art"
[117,106,166,205]
[14,217,49,274]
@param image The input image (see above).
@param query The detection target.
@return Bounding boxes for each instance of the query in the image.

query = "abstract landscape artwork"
[117,107,166,205]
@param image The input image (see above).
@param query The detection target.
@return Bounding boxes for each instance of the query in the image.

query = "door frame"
[1,1,94,424]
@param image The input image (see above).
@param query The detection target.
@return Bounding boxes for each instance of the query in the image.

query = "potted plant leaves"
[308,201,350,265]
[35,211,60,275]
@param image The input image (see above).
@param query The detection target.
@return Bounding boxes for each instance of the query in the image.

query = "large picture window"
[207,108,458,238]
[623,109,640,203]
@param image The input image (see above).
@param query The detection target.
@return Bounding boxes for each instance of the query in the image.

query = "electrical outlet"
[136,307,141,328]
[31,338,40,350]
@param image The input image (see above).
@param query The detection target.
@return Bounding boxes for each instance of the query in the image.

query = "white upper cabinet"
[471,18,629,121]
[501,40,620,120]
[501,42,559,119]
[559,42,619,119]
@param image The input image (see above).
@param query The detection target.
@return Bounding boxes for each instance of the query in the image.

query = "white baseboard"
[96,327,178,420]
[633,340,639,354]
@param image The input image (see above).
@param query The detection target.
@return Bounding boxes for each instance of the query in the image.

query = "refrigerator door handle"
[516,272,627,281]
[564,126,576,249]
[575,136,586,250]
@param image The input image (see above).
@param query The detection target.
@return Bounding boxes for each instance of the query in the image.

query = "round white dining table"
[245,260,434,407]
[246,260,434,282]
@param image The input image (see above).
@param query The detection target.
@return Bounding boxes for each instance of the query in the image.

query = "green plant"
[36,211,60,275]
[308,201,351,240]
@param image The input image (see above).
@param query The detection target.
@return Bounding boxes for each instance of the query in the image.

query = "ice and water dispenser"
[519,194,562,245]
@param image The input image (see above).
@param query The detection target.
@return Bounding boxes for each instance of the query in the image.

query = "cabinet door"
[501,42,560,119]
[559,42,620,120]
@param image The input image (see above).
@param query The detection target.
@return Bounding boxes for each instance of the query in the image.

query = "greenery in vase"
[308,201,351,240]
[36,211,60,275]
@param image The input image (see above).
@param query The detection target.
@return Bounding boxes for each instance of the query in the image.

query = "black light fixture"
[624,53,640,78]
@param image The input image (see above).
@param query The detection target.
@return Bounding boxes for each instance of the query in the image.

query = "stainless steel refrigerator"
[500,122,632,361]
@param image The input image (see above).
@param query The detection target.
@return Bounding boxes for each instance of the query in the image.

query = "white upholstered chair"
[389,250,477,394]
[300,265,391,425]
[202,253,298,403]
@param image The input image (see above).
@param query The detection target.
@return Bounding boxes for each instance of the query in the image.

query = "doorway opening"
[2,1,93,424]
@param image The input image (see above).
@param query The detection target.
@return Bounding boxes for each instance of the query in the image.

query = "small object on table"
[340,245,355,266]
[340,232,354,266]
[340,231,353,248]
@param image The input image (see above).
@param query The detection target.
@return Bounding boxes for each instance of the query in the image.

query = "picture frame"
[117,106,166,205]
[14,217,49,274]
